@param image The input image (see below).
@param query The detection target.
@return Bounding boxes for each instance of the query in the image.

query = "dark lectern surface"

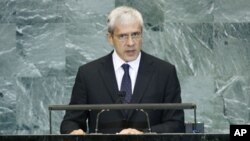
[0,133,229,141]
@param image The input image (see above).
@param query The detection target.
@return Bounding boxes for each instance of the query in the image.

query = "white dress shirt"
[112,50,141,94]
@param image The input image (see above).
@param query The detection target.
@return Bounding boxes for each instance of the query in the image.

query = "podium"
[0,134,229,141]
[49,103,199,134]
[1,103,227,141]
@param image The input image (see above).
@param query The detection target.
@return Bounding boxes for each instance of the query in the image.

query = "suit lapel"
[98,52,120,103]
[128,52,155,119]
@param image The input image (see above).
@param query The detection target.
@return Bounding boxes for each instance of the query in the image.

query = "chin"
[124,57,137,62]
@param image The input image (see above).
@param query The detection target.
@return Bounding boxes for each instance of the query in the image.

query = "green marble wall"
[0,0,249,134]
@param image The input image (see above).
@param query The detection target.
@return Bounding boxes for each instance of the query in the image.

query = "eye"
[118,34,128,40]
[131,32,141,38]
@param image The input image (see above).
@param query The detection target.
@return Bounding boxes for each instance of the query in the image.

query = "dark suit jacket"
[60,51,185,134]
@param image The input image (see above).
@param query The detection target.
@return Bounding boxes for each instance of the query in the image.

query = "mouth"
[125,50,136,55]
[123,49,139,61]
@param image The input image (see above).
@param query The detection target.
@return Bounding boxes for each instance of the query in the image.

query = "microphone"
[95,91,154,134]
[95,109,109,134]
[95,91,126,134]
[137,109,152,133]
[116,91,126,103]
[117,91,153,133]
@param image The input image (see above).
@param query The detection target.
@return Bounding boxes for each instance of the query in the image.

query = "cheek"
[137,41,142,48]
[115,43,125,50]
[114,44,124,54]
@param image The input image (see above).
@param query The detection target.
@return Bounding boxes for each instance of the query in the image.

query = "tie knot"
[122,64,130,72]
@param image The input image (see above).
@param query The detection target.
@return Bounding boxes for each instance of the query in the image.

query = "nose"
[126,35,135,46]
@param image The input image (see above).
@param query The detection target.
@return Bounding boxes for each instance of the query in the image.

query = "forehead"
[113,21,142,34]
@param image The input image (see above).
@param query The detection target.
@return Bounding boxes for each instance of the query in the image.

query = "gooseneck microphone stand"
[48,103,197,134]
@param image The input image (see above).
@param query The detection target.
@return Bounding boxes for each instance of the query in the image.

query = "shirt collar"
[112,50,141,71]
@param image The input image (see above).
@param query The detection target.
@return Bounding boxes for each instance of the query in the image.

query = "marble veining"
[0,0,250,134]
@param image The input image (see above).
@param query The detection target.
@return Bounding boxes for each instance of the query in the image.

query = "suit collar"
[127,51,155,119]
[131,51,154,103]
[112,50,142,71]
[98,51,120,103]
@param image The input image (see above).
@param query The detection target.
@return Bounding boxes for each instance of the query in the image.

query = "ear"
[107,32,114,46]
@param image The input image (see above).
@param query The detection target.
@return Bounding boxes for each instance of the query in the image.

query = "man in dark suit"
[60,6,184,135]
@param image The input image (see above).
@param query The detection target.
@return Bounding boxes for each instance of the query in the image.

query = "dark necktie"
[120,64,132,103]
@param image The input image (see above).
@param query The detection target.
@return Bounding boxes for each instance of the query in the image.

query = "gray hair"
[107,6,144,33]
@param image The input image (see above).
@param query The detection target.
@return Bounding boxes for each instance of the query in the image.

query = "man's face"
[108,21,142,62]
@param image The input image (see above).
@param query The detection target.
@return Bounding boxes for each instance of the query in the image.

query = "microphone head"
[115,91,126,104]
[118,91,126,98]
